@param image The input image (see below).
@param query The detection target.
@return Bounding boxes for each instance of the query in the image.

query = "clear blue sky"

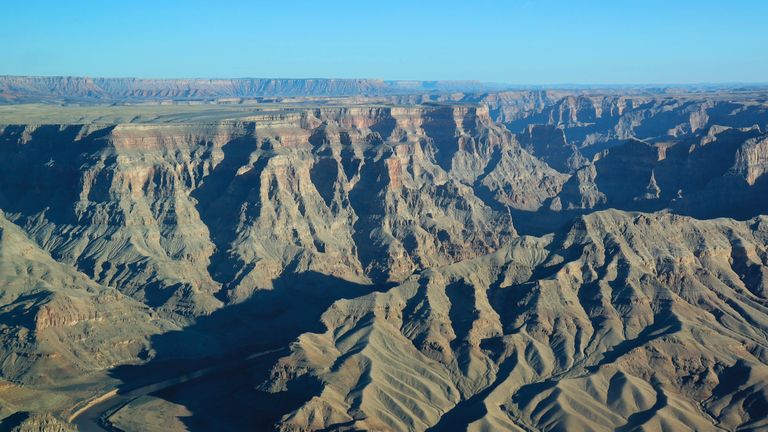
[1,0,766,84]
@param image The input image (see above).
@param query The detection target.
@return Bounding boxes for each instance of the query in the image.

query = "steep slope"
[0,106,563,307]
[516,124,588,173]
[0,211,171,385]
[0,123,225,318]
[553,125,768,219]
[478,90,768,158]
[263,210,768,431]
[0,412,75,432]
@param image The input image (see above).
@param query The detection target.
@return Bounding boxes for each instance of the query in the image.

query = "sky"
[1,0,766,84]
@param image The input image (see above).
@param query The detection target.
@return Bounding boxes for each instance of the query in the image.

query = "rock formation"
[0,84,766,431]
[264,211,768,431]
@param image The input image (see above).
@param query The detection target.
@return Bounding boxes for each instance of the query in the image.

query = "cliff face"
[516,124,588,173]
[0,123,225,317]
[485,91,768,223]
[0,105,567,382]
[550,125,768,219]
[0,211,169,384]
[478,91,768,160]
[734,135,768,186]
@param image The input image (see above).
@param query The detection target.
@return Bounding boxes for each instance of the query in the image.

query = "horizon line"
[2,74,768,88]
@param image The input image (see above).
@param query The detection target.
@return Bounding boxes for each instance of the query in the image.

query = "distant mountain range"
[2,75,767,104]
[0,76,514,103]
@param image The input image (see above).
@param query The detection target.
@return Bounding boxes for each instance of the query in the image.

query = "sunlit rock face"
[265,211,768,432]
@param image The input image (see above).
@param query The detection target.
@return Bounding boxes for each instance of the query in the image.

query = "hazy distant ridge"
[0,76,511,102]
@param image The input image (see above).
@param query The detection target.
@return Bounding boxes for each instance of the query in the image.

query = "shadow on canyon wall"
[108,271,391,430]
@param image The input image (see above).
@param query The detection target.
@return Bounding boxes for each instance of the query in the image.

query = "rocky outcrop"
[2,412,75,432]
[551,125,768,219]
[476,90,768,158]
[0,211,170,384]
[0,105,564,308]
[733,135,768,185]
[0,123,225,318]
[263,210,768,431]
[516,124,588,173]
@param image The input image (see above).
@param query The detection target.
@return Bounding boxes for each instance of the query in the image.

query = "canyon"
[0,80,766,431]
